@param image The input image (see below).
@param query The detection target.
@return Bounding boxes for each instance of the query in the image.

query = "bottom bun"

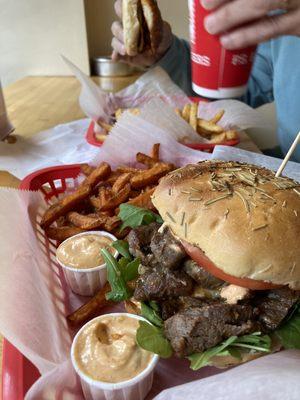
[210,351,265,368]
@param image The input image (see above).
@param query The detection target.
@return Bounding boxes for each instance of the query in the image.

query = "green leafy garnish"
[118,204,163,231]
[275,303,300,349]
[101,249,132,302]
[149,300,161,314]
[188,336,238,370]
[188,332,272,370]
[121,258,140,282]
[136,321,173,358]
[136,301,172,358]
[141,302,163,328]
[112,240,132,260]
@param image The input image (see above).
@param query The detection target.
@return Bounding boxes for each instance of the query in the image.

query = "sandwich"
[122,0,163,56]
[127,161,300,368]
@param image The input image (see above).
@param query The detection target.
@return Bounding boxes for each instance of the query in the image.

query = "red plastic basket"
[86,97,240,151]
[2,164,82,400]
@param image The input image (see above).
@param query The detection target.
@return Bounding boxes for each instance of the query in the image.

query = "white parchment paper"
[64,57,268,139]
[0,119,99,180]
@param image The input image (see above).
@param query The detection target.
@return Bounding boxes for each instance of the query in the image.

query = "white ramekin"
[56,231,118,296]
[71,313,159,400]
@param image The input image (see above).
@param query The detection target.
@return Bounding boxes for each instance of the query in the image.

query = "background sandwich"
[123,0,163,56]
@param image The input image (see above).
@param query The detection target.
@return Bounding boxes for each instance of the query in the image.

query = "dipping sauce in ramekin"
[56,233,115,270]
[56,231,118,296]
[71,313,159,400]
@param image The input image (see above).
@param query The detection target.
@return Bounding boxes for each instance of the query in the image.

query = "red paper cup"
[188,0,256,99]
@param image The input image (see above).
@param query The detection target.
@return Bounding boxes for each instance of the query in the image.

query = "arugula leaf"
[225,347,242,360]
[118,204,163,231]
[141,302,163,328]
[112,240,132,260]
[101,249,132,302]
[188,336,238,370]
[275,303,300,349]
[232,332,271,353]
[188,332,272,370]
[149,301,161,314]
[121,258,140,282]
[136,321,173,358]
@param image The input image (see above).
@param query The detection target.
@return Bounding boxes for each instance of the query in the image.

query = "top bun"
[152,161,300,289]
[123,0,141,56]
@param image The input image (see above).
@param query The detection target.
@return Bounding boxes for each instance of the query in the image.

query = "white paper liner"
[64,57,268,141]
[90,112,209,169]
[0,119,99,180]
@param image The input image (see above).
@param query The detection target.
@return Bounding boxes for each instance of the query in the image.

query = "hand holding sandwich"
[111,0,173,67]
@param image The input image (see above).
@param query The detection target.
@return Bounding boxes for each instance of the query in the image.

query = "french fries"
[182,104,191,123]
[131,163,174,189]
[112,173,132,193]
[96,104,239,145]
[67,282,112,326]
[45,226,86,241]
[127,188,156,210]
[225,130,239,141]
[81,163,95,177]
[189,102,198,131]
[40,143,175,240]
[100,184,132,211]
[40,184,92,229]
[67,212,110,230]
[98,121,113,132]
[181,102,238,143]
[83,162,111,187]
[210,109,225,124]
[136,152,158,168]
[95,133,108,142]
[151,143,160,161]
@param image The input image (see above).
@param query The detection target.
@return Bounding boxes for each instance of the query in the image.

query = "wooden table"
[1,75,141,188]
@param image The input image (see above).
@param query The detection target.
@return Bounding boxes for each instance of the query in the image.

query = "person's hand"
[111,0,173,67]
[201,0,300,49]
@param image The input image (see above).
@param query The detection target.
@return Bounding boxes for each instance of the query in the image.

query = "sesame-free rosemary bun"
[152,161,300,289]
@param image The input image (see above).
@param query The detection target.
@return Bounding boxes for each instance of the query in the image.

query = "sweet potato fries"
[40,144,175,241]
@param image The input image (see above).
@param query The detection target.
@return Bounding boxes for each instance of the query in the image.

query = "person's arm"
[242,42,274,108]
[155,35,194,97]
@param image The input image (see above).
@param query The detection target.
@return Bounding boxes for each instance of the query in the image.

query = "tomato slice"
[181,240,282,290]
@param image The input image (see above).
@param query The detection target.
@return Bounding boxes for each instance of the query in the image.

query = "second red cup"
[188,0,256,99]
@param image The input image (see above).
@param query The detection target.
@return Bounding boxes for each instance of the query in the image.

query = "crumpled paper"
[0,119,99,180]
[64,57,268,139]
[0,115,299,400]
[63,57,190,125]
[155,350,300,400]
[90,112,208,169]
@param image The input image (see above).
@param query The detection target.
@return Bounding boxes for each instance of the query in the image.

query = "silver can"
[93,56,139,77]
